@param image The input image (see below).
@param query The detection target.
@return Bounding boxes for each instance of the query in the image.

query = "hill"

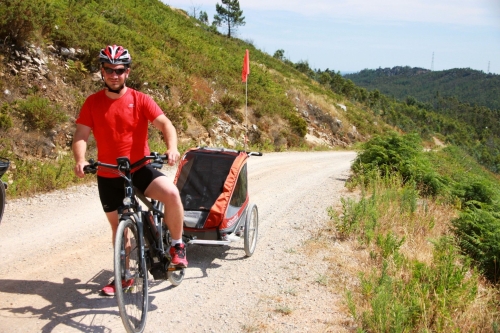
[0,0,499,195]
[344,66,500,110]
[0,0,373,197]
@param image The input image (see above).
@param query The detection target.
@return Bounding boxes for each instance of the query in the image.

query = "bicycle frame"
[84,153,173,279]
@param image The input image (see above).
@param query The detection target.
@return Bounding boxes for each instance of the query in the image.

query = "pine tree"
[213,0,245,37]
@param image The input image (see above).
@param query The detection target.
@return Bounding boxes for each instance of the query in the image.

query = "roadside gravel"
[0,150,357,333]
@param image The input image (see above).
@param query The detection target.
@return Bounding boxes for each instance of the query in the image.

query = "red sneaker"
[100,279,135,296]
[169,243,188,267]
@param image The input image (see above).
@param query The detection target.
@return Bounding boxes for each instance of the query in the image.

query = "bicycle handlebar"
[83,153,168,175]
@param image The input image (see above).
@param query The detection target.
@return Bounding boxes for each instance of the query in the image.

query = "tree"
[199,10,209,25]
[213,0,245,38]
[273,49,285,61]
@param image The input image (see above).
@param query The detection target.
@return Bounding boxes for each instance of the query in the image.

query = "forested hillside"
[345,66,500,111]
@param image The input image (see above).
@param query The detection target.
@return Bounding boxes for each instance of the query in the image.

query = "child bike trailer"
[173,147,261,256]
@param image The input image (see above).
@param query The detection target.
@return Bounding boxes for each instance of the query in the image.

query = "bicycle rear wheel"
[115,218,148,333]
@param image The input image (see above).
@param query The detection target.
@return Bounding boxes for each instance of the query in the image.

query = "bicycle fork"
[119,213,148,282]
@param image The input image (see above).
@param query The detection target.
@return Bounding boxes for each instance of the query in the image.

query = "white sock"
[171,239,182,246]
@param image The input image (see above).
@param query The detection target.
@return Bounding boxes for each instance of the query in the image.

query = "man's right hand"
[74,161,89,178]
[72,124,92,178]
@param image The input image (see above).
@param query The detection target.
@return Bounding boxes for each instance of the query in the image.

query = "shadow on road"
[0,244,250,331]
[149,242,248,294]
[0,269,156,332]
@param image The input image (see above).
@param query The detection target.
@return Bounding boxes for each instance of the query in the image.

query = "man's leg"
[144,176,184,240]
[97,176,133,295]
[144,176,187,267]
[105,210,120,244]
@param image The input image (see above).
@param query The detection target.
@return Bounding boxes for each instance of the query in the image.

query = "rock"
[336,103,347,112]
[60,47,71,57]
[92,72,102,82]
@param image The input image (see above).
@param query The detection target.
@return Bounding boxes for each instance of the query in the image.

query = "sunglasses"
[102,67,127,75]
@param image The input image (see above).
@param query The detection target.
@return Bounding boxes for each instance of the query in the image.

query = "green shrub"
[454,180,494,206]
[190,102,216,129]
[219,94,243,122]
[286,112,307,137]
[351,132,446,196]
[16,96,68,131]
[0,103,13,129]
[452,206,500,283]
[5,154,83,197]
[0,0,56,46]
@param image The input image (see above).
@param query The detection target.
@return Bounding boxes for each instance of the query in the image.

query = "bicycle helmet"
[98,45,131,65]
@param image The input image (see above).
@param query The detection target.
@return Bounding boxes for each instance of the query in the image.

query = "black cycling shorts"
[97,164,165,212]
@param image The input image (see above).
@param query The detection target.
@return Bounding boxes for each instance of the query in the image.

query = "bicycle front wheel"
[114,218,148,333]
[0,182,5,224]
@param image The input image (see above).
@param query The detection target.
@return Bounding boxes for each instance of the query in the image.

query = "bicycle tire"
[0,182,5,224]
[114,218,148,333]
[244,203,259,257]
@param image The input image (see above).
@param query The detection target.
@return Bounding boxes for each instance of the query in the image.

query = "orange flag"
[242,49,250,82]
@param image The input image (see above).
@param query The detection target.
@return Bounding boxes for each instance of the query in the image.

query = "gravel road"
[0,150,356,333]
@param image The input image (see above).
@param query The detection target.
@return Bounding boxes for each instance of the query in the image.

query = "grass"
[323,173,500,332]
[274,304,293,315]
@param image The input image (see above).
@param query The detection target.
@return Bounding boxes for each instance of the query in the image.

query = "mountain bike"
[0,157,9,224]
[84,153,185,333]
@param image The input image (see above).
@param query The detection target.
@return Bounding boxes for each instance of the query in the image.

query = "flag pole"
[245,73,248,151]
[242,49,250,151]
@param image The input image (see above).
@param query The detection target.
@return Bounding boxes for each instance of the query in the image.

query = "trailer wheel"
[167,267,185,286]
[244,203,258,257]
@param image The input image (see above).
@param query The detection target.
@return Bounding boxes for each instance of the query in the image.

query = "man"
[72,45,187,296]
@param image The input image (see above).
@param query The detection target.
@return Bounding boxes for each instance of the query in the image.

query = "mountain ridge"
[344,66,500,110]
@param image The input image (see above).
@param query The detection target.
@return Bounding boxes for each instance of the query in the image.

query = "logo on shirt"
[128,104,134,108]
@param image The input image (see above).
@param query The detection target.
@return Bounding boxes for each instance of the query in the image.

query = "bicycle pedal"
[168,266,184,271]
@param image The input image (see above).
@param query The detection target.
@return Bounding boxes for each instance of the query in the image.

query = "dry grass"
[310,183,500,332]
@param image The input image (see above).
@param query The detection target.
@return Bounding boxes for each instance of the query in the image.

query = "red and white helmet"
[98,45,131,65]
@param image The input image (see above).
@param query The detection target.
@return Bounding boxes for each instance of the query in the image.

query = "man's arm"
[152,114,180,166]
[72,124,92,178]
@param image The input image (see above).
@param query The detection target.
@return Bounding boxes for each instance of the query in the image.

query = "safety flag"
[242,49,250,82]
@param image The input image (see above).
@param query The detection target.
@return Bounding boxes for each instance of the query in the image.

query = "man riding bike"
[72,45,188,296]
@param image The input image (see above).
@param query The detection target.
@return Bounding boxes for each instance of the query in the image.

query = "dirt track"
[0,150,356,333]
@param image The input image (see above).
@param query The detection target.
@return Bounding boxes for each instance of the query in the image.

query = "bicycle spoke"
[115,219,148,333]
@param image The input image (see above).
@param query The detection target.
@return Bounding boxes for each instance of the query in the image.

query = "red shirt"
[76,88,163,177]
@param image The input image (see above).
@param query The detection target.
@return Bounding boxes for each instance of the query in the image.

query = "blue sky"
[162,0,500,74]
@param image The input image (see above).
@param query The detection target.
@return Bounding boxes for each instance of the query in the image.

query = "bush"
[452,206,500,283]
[219,94,243,122]
[351,132,446,196]
[0,103,13,130]
[286,112,307,137]
[452,179,494,206]
[0,0,56,46]
[16,96,68,131]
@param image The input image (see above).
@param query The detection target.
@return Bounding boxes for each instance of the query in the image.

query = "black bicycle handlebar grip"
[83,159,97,174]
